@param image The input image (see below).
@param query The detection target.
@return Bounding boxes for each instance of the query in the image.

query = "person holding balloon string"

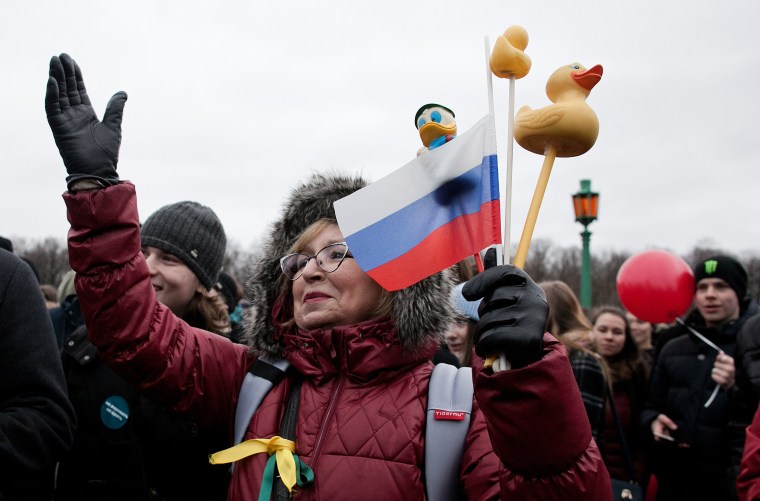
[623,253,756,501]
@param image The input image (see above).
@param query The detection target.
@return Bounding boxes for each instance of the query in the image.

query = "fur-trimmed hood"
[244,171,456,357]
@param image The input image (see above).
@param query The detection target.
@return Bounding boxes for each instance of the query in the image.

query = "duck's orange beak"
[573,64,603,91]
[419,122,457,147]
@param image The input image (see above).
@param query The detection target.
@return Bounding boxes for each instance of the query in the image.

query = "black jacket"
[727,303,760,492]
[55,303,231,501]
[0,250,76,500]
[642,301,757,500]
[55,324,152,500]
[50,293,84,349]
[733,311,760,416]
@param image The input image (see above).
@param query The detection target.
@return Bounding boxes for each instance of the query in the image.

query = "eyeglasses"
[279,242,353,281]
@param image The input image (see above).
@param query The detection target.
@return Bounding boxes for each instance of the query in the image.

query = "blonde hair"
[540,280,612,388]
[183,289,231,337]
[277,218,393,328]
[539,280,592,338]
[40,284,58,303]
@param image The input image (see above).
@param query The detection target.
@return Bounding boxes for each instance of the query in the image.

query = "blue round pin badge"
[100,395,130,430]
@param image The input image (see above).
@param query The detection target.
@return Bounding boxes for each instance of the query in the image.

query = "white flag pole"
[485,36,514,266]
[485,36,509,371]
[485,36,495,117]
[504,76,515,266]
[480,36,502,270]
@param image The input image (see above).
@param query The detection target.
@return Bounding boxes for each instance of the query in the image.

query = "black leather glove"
[462,264,548,369]
[45,53,127,189]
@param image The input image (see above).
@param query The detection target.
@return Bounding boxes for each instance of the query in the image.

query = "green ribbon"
[258,454,314,501]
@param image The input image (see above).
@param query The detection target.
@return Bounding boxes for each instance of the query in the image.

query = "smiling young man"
[642,255,755,501]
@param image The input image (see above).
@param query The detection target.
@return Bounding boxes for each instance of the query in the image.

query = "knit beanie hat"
[141,201,226,291]
[451,282,481,321]
[693,255,748,301]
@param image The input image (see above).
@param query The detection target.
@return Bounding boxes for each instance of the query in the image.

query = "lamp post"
[572,179,599,309]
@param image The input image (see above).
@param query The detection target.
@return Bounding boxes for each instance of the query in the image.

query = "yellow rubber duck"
[514,62,603,157]
[490,25,532,79]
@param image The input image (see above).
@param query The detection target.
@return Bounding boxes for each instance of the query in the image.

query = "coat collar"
[281,318,438,385]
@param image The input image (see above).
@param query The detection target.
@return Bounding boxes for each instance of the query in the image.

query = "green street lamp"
[571,179,599,309]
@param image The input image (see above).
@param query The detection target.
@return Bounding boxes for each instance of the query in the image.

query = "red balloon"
[616,250,694,324]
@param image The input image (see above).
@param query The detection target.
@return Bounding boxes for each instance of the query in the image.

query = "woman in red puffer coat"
[46,52,611,501]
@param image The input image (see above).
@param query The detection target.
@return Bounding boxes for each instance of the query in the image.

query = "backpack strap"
[233,355,290,446]
[233,357,473,499]
[275,375,303,500]
[424,363,474,501]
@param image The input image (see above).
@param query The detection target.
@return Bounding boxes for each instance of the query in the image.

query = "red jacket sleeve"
[473,333,612,500]
[63,182,250,429]
[738,402,760,501]
[459,397,501,499]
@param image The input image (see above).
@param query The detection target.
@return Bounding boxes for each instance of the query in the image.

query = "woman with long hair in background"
[592,306,650,489]
[540,280,609,442]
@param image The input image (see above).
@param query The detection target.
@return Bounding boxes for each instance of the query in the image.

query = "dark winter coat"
[737,397,760,500]
[50,293,84,348]
[63,177,611,500]
[727,302,760,492]
[55,324,230,501]
[55,324,151,501]
[601,378,648,484]
[568,348,607,442]
[642,303,757,500]
[0,249,76,500]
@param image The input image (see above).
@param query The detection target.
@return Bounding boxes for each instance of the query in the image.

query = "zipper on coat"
[311,374,344,472]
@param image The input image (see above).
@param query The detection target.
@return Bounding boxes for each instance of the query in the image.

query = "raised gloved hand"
[45,53,127,189]
[462,264,548,369]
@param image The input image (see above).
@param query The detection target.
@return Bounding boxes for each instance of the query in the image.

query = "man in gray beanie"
[141,201,227,291]
[54,198,233,501]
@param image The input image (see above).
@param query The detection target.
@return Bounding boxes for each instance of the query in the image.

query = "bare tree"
[591,250,630,308]
[523,238,555,283]
[222,238,262,285]
[8,233,759,309]
[12,237,70,286]
[550,246,582,292]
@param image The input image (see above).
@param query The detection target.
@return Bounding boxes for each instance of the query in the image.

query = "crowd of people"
[446,257,760,500]
[1,52,759,500]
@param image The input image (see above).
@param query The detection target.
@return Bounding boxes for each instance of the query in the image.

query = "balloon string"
[675,318,721,352]
[675,318,723,408]
[704,385,720,408]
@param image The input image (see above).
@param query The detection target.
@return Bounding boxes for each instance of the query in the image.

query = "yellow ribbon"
[209,436,298,492]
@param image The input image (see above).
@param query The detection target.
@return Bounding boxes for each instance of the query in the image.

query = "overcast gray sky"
[1,1,758,260]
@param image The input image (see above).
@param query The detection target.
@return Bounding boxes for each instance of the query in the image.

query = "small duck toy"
[490,25,532,79]
[514,62,603,157]
[415,103,457,156]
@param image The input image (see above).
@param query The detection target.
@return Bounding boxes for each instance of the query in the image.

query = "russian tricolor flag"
[334,115,501,291]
